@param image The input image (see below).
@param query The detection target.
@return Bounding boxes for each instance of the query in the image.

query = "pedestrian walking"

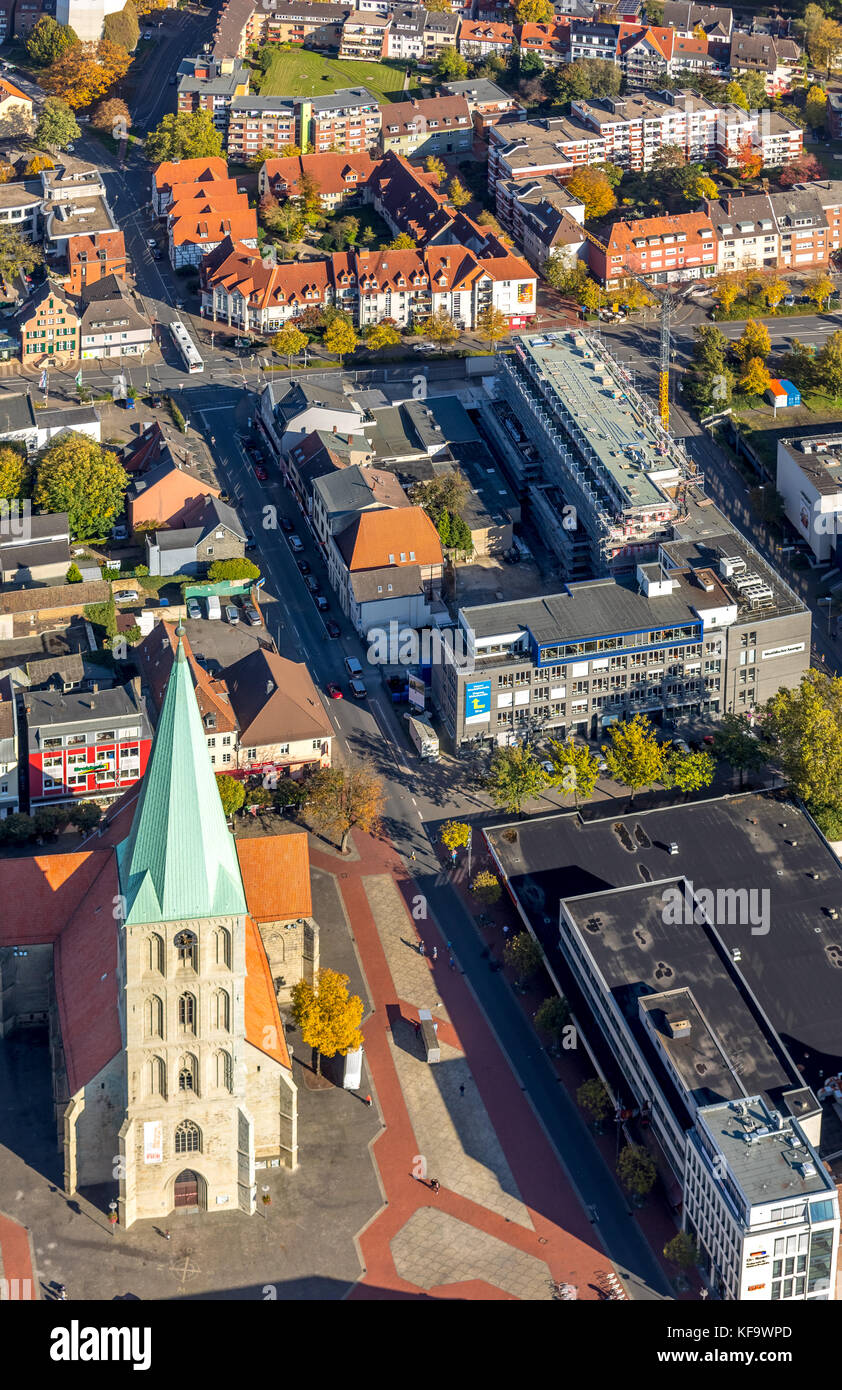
[418,941,426,957]
[430,1179,441,1195]
[163,1229,171,1241]
[431,945,438,962]
[364,1094,372,1107]
[410,851,416,861]
[449,956,456,971]
[459,1084,465,1096]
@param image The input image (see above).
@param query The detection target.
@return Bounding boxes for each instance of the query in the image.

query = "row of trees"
[690,305,842,414]
[0,433,129,540]
[217,761,385,855]
[0,799,102,845]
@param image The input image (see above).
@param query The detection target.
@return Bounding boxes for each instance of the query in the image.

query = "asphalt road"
[184,380,672,1299]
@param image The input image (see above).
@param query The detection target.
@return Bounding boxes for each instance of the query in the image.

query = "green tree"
[545,57,621,104]
[34,97,80,151]
[440,819,471,855]
[618,1144,657,1199]
[712,713,765,788]
[503,930,543,983]
[534,995,570,1038]
[0,444,31,502]
[433,48,468,82]
[735,70,769,110]
[814,330,842,396]
[271,322,307,365]
[26,14,77,66]
[426,309,460,352]
[69,801,102,831]
[723,79,749,110]
[476,304,508,349]
[65,562,82,583]
[601,715,663,802]
[664,1231,698,1272]
[103,2,139,51]
[273,778,308,813]
[471,868,501,905]
[447,175,470,208]
[216,772,245,819]
[545,736,599,808]
[34,434,128,539]
[291,968,364,1077]
[0,225,42,283]
[307,763,384,853]
[485,744,547,815]
[577,1077,612,1126]
[780,337,820,393]
[206,558,260,581]
[739,355,772,397]
[733,318,771,365]
[662,748,715,794]
[265,200,305,244]
[763,671,842,810]
[364,320,401,352]
[0,813,35,844]
[146,109,223,163]
[323,316,358,364]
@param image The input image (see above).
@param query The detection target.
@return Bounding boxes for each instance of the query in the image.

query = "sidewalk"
[309,830,613,1301]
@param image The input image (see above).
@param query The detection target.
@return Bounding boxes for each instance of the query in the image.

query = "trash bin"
[418,1008,440,1064]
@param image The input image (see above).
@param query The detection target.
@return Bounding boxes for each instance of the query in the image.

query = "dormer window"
[204,713,216,730]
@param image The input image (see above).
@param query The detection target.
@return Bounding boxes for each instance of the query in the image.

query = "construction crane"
[577,225,681,431]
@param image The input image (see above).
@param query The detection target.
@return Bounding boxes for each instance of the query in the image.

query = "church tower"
[115,627,257,1226]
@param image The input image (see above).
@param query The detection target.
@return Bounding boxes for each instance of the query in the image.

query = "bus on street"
[170,319,204,374]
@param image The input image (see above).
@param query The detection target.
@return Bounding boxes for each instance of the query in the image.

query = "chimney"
[726,194,732,215]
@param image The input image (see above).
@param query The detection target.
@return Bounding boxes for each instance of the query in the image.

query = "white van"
[206,594,221,620]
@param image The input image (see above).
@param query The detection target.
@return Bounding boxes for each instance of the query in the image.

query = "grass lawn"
[733,390,842,469]
[257,49,413,103]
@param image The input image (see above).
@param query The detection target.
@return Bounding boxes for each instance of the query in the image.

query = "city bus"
[170,318,204,374]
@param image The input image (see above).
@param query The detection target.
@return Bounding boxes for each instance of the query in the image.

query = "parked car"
[325,619,340,638]
[349,678,366,699]
[243,604,262,626]
[152,250,163,262]
[305,575,320,593]
[297,559,310,574]
[226,605,240,625]
[280,517,294,533]
[244,531,256,549]
[288,534,303,553]
[149,395,163,407]
[147,238,157,248]
[206,594,221,620]
[111,522,128,542]
[672,738,691,755]
[113,589,136,602]
[315,595,329,612]
[175,299,186,310]
[326,682,343,699]
[254,463,268,482]
[344,656,364,677]
[186,597,201,620]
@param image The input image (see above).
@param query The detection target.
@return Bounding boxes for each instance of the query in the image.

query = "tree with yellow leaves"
[364,320,401,352]
[447,175,471,208]
[514,0,553,21]
[733,318,771,364]
[739,356,772,397]
[44,39,131,109]
[24,154,54,174]
[804,84,827,129]
[291,968,364,1078]
[323,315,358,365]
[804,273,836,311]
[477,304,509,348]
[710,272,744,314]
[565,166,617,220]
[271,322,307,365]
[763,278,789,313]
[425,154,445,183]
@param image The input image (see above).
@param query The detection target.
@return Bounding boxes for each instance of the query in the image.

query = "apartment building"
[569,18,617,61]
[379,95,472,159]
[176,56,250,136]
[26,681,152,807]
[200,238,333,332]
[589,210,718,286]
[458,19,514,58]
[488,115,605,193]
[0,181,42,239]
[495,176,586,270]
[226,95,297,159]
[777,433,842,566]
[729,33,801,95]
[663,0,732,54]
[261,2,349,49]
[167,187,257,269]
[0,677,17,819]
[423,8,459,59]
[16,281,80,366]
[384,4,426,60]
[78,276,152,360]
[703,189,830,274]
[514,21,569,67]
[338,10,389,58]
[302,88,382,153]
[827,92,842,141]
[439,78,526,136]
[258,151,377,210]
[152,156,229,217]
[617,24,718,87]
[62,230,127,296]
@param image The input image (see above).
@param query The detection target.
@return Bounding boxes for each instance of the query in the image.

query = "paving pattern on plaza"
[387,1024,532,1229]
[390,1209,553,1300]
[363,874,451,1022]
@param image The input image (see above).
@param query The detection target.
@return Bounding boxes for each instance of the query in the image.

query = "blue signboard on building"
[465,680,492,721]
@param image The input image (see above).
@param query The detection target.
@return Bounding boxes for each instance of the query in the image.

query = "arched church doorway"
[172,1169,204,1212]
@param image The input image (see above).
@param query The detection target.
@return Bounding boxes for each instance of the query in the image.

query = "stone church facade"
[0,627,310,1227]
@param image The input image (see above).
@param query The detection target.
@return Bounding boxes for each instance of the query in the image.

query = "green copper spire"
[117,630,247,925]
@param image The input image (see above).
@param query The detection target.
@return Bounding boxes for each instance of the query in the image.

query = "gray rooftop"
[461,573,704,646]
[27,683,150,742]
[309,87,380,113]
[699,1097,833,1207]
[440,79,519,108]
[0,391,36,435]
[230,94,295,113]
[485,791,842,1092]
[351,562,423,603]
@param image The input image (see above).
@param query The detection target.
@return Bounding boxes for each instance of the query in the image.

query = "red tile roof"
[154,156,229,191]
[236,831,312,922]
[0,849,114,946]
[66,230,126,267]
[136,619,237,734]
[263,151,377,200]
[202,237,330,310]
[341,505,442,572]
[244,915,291,1068]
[53,852,122,1094]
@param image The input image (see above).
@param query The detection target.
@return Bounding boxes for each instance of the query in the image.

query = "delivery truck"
[406,713,439,760]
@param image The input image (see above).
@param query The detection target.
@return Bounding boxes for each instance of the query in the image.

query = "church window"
[148,1056,166,1097]
[178,993,196,1032]
[178,1054,197,1092]
[214,926,231,968]
[174,1120,201,1154]
[145,996,163,1038]
[175,930,198,970]
[215,1050,232,1092]
[213,989,230,1031]
[147,933,164,974]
